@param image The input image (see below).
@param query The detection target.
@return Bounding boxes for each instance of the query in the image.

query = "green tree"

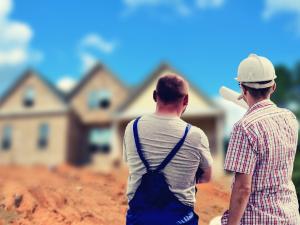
[272,62,300,203]
[294,62,300,85]
[272,63,300,209]
[271,65,293,105]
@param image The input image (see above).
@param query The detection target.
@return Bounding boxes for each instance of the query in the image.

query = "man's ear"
[153,90,157,102]
[240,85,248,103]
[241,85,247,96]
[183,94,188,106]
[271,83,276,94]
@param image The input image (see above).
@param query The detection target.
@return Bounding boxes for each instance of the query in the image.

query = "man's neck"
[155,105,181,117]
[248,97,269,108]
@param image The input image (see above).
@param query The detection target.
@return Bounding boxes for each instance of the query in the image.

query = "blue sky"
[0,0,300,97]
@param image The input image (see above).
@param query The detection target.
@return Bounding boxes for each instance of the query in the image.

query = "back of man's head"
[155,74,189,105]
[241,80,274,100]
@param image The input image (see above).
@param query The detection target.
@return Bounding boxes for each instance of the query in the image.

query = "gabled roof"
[68,62,128,100]
[0,69,67,107]
[119,62,221,113]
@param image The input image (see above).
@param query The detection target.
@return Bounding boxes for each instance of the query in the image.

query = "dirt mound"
[0,165,230,225]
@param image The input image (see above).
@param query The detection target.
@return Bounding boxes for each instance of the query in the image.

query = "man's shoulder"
[124,118,137,138]
[241,105,297,129]
[278,108,299,129]
[279,107,298,119]
[125,115,208,139]
[126,119,136,128]
[186,125,209,145]
[188,125,206,137]
[124,115,153,134]
[231,119,245,134]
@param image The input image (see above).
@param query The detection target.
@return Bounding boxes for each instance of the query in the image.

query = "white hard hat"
[235,54,277,89]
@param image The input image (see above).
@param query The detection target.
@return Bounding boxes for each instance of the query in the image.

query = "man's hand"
[227,172,252,225]
[196,166,212,183]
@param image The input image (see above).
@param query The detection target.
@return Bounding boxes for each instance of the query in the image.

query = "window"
[87,89,112,110]
[98,90,111,109]
[88,128,112,153]
[88,91,98,109]
[1,125,12,150]
[38,123,49,149]
[23,87,35,107]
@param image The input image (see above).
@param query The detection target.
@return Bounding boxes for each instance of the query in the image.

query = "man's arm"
[227,172,253,225]
[196,166,212,183]
[193,128,213,184]
[122,137,127,163]
[122,122,132,163]
[223,123,257,224]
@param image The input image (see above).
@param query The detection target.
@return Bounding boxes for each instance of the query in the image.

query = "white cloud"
[80,52,98,72]
[123,0,225,16]
[0,0,12,18]
[80,34,117,54]
[263,0,300,33]
[0,48,27,64]
[56,76,77,93]
[214,96,247,136]
[196,0,224,9]
[123,0,192,16]
[0,0,42,67]
[263,0,300,18]
[78,33,117,72]
[124,0,166,8]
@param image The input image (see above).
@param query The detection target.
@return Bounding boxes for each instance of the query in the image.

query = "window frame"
[23,86,36,108]
[37,123,50,150]
[88,127,112,153]
[1,125,12,150]
[87,89,112,110]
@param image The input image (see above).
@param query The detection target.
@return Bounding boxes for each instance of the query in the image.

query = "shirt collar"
[246,99,275,115]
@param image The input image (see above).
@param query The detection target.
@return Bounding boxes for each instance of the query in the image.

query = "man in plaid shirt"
[221,54,300,225]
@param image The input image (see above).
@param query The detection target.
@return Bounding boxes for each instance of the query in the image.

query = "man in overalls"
[221,54,300,224]
[123,74,213,225]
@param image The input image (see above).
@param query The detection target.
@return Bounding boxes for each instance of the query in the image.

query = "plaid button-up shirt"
[221,99,300,225]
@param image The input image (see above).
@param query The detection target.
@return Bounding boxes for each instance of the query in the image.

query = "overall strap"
[155,123,191,172]
[133,117,150,171]
[133,117,191,172]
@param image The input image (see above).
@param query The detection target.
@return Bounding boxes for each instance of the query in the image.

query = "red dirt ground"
[0,165,231,225]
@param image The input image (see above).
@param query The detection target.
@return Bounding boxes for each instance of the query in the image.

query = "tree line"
[272,62,300,208]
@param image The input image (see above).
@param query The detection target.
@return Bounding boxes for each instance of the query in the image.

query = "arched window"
[23,87,35,107]
[87,89,112,110]
[98,90,112,109]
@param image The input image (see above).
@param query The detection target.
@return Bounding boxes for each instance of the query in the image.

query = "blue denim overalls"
[126,117,199,225]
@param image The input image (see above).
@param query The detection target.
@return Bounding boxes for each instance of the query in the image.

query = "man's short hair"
[241,80,273,99]
[156,74,188,104]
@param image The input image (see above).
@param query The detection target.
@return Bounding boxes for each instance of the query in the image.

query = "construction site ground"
[0,165,231,225]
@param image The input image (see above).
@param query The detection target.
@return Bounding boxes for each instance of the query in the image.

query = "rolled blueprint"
[219,86,248,109]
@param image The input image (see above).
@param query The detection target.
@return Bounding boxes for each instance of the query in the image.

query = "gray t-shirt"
[123,113,213,207]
